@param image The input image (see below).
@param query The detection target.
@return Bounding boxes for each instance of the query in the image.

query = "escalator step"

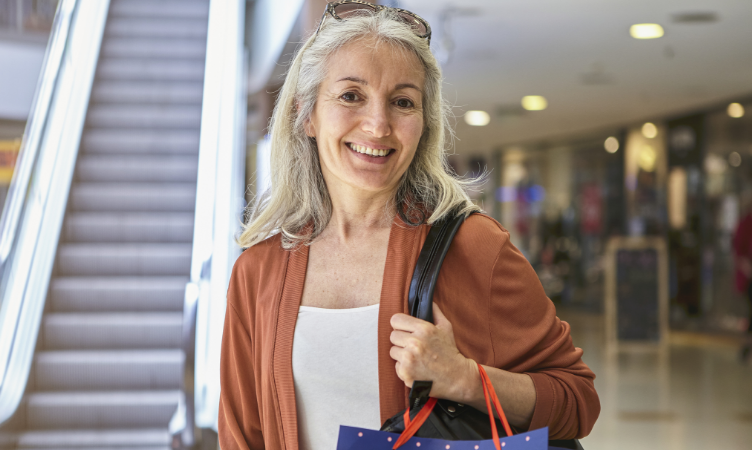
[16,428,170,448]
[76,155,198,183]
[70,183,196,212]
[87,104,201,128]
[97,58,204,83]
[34,350,182,391]
[110,0,209,20]
[63,213,194,243]
[42,313,182,350]
[57,244,191,276]
[107,17,208,40]
[26,391,179,428]
[50,276,186,312]
[92,80,203,104]
[102,37,206,59]
[81,130,199,155]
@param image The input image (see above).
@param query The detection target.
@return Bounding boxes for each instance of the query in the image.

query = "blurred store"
[0,0,751,449]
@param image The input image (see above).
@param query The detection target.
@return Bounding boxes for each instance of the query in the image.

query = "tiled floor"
[559,310,752,450]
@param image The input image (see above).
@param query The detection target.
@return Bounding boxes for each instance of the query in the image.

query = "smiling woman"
[237,6,476,249]
[220,4,599,450]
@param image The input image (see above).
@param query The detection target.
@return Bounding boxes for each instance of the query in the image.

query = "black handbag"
[379,212,584,450]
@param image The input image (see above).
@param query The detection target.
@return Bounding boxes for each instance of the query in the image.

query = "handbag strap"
[407,212,468,324]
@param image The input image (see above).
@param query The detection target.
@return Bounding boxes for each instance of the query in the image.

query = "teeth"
[350,143,389,157]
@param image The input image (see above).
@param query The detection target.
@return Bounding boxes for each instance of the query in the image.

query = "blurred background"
[0,0,751,449]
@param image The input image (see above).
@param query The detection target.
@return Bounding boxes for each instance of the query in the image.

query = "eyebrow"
[335,77,423,93]
[336,76,367,85]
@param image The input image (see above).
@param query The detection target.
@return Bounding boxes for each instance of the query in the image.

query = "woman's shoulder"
[232,232,289,275]
[447,213,513,266]
[456,213,511,245]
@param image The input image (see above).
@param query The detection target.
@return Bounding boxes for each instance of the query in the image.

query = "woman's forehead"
[324,38,425,90]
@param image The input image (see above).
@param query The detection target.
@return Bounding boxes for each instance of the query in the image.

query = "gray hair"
[238,8,481,249]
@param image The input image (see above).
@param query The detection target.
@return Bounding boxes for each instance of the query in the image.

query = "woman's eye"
[395,98,414,108]
[341,92,359,102]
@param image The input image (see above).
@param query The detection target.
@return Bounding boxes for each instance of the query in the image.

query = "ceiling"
[398,0,752,155]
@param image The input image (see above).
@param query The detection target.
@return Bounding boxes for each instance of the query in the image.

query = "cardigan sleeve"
[489,232,600,439]
[218,272,265,449]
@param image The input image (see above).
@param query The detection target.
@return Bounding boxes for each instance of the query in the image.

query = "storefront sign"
[0,139,21,184]
[605,237,669,352]
[580,184,602,235]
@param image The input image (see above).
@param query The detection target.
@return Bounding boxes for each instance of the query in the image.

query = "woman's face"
[305,38,426,199]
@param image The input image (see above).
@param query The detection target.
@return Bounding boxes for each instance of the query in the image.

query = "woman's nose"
[361,101,391,137]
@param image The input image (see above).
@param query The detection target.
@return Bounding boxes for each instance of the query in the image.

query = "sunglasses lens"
[332,3,378,19]
[395,11,428,36]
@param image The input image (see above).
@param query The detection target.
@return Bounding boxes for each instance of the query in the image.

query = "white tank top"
[292,304,381,450]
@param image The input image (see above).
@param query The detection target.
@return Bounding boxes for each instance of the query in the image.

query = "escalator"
[0,0,246,448]
[20,0,207,446]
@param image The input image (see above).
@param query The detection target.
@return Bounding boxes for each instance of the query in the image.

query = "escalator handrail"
[0,0,110,427]
[170,0,247,445]
[0,0,75,266]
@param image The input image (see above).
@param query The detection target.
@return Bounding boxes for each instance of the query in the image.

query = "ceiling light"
[642,122,658,139]
[728,103,745,118]
[464,110,490,126]
[521,96,547,111]
[604,137,619,153]
[630,23,665,39]
[729,152,742,167]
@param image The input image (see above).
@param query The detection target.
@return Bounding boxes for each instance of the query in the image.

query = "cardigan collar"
[272,215,426,449]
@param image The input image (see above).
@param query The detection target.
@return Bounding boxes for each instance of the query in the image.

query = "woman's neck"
[323,189,395,244]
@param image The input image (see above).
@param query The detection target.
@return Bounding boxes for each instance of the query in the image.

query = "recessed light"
[604,137,619,153]
[521,96,548,111]
[464,110,490,126]
[642,122,658,139]
[630,23,665,39]
[728,103,745,118]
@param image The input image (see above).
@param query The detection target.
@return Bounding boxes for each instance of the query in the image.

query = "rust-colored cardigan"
[218,214,600,449]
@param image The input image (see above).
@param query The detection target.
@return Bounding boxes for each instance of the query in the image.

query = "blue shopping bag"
[336,365,577,450]
[336,425,549,450]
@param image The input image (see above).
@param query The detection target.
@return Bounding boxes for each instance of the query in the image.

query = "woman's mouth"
[347,142,394,158]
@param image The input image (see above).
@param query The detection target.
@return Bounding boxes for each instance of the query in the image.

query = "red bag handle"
[393,363,513,450]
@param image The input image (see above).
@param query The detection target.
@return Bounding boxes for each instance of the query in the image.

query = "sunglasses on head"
[316,0,432,45]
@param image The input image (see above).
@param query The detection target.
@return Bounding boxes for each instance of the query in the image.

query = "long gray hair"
[238,8,480,249]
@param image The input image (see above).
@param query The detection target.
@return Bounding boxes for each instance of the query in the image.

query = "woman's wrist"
[453,357,483,405]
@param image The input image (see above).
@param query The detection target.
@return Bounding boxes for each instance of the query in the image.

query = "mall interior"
[0,0,751,449]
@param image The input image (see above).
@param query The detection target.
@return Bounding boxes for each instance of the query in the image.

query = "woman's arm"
[218,273,264,449]
[390,305,536,429]
[390,220,600,440]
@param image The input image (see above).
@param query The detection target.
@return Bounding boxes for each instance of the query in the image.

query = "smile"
[347,142,394,158]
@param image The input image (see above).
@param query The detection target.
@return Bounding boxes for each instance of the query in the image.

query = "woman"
[219,3,600,449]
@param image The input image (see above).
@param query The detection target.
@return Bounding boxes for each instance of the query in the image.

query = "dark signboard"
[616,248,660,341]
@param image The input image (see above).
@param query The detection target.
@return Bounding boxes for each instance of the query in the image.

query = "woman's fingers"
[390,312,429,332]
[390,305,471,399]
[390,329,413,347]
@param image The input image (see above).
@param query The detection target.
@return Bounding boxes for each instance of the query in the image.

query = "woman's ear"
[303,118,316,138]
[297,101,316,138]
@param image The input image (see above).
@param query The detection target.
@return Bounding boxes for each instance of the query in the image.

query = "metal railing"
[0,0,67,268]
[170,0,247,446]
[0,0,109,427]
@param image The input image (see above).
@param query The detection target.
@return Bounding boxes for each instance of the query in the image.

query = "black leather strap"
[407,212,468,324]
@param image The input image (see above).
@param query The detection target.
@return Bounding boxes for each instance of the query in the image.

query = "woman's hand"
[390,303,537,428]
[389,303,476,402]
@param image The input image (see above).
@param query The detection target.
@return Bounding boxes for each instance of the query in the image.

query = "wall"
[0,40,44,120]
